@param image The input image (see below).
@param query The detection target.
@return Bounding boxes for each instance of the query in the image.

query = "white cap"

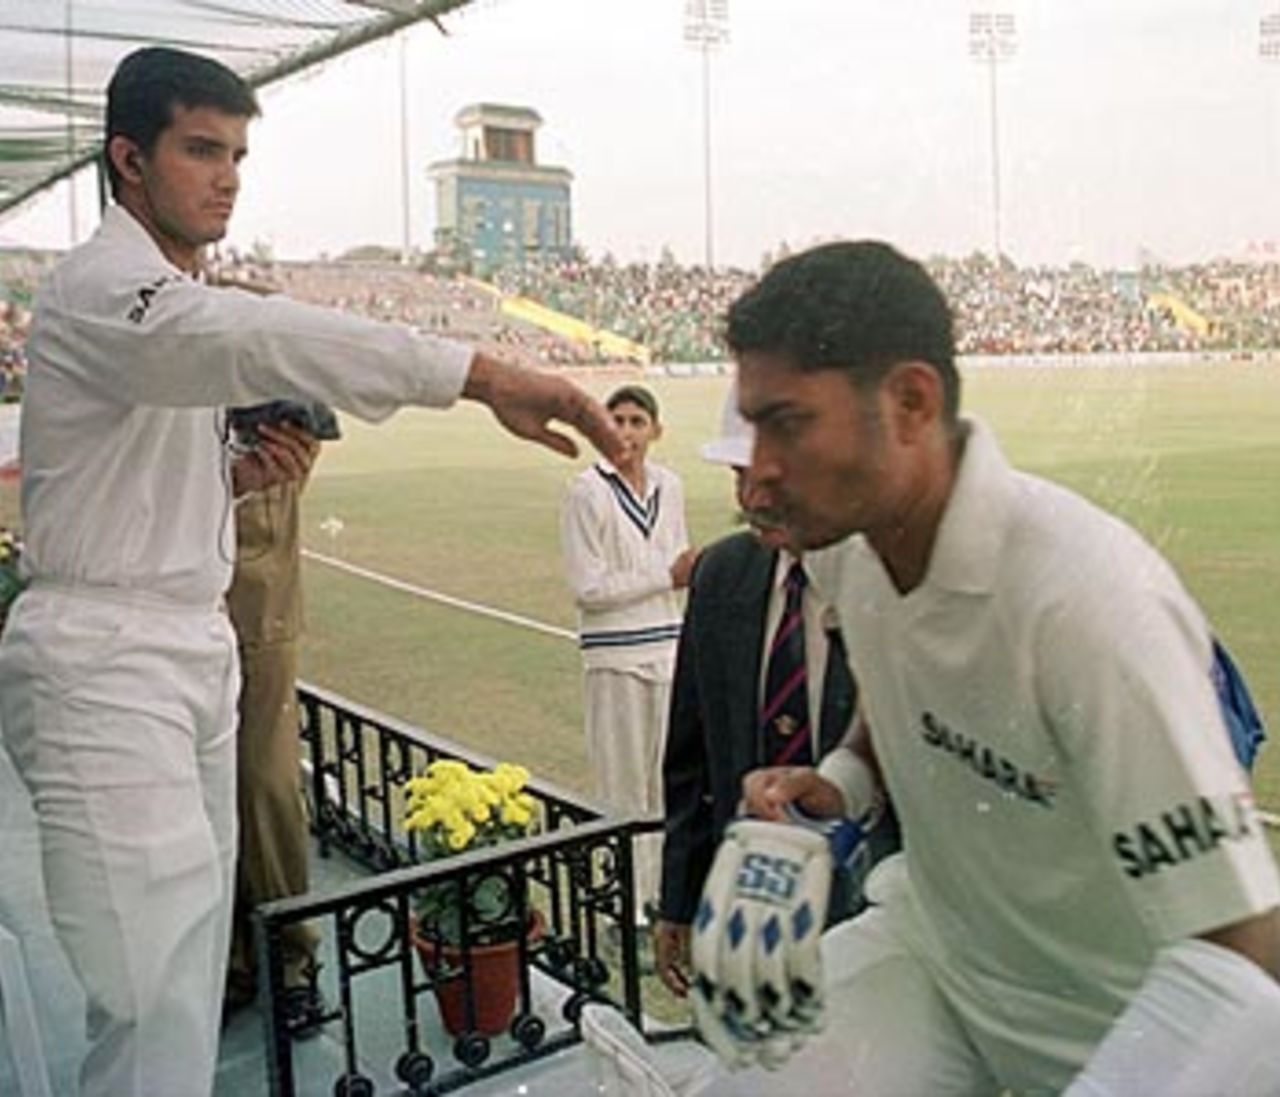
[700,381,754,467]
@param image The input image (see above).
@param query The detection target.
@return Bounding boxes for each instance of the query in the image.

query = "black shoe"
[283,983,330,1040]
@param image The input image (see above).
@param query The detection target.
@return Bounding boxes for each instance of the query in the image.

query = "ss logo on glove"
[737,853,802,903]
[690,819,835,1071]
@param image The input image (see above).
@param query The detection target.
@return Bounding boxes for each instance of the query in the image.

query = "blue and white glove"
[689,819,833,1071]
[781,802,874,871]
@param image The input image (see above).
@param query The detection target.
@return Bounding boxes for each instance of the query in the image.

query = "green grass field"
[0,363,1273,809]
[291,362,1280,816]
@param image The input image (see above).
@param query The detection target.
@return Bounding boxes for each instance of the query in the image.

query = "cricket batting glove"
[689,818,833,1071]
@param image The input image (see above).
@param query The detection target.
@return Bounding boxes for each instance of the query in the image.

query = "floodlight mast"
[64,0,79,241]
[1262,10,1280,158]
[969,11,1017,263]
[399,32,412,263]
[1261,10,1280,62]
[1259,11,1280,286]
[683,0,729,270]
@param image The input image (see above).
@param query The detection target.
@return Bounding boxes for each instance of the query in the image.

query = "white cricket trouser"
[0,585,239,1097]
[698,855,1100,1095]
[583,665,672,919]
[698,906,1001,1096]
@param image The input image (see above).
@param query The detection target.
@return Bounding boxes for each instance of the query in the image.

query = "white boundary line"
[302,548,1280,832]
[302,549,576,643]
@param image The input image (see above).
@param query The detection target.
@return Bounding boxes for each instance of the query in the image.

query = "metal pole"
[399,33,411,264]
[987,54,1001,261]
[64,0,78,244]
[702,42,714,270]
[683,1,728,271]
[969,11,1015,263]
[1262,12,1280,266]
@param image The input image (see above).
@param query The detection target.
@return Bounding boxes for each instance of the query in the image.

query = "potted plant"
[403,759,543,1037]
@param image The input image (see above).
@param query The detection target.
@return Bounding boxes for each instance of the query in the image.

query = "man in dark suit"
[655,387,894,997]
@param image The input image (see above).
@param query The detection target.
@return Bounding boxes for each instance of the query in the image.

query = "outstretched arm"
[462,351,621,462]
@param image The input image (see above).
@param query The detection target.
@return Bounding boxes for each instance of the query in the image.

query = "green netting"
[0,0,475,215]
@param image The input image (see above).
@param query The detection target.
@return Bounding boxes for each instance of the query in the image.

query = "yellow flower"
[446,818,476,850]
[428,759,469,782]
[406,804,439,831]
[473,777,501,806]
[500,800,532,828]
[402,759,538,847]
[490,763,529,796]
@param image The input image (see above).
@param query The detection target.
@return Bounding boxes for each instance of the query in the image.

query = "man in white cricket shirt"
[687,241,1280,1095]
[0,46,619,1097]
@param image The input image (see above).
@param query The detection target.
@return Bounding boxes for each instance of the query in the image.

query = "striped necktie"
[761,561,813,767]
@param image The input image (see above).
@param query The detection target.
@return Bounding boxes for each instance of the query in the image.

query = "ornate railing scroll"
[252,682,657,1097]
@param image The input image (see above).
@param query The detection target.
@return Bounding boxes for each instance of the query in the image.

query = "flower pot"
[411,911,545,1037]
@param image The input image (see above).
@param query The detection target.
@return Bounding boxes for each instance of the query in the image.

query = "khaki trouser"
[225,483,318,995]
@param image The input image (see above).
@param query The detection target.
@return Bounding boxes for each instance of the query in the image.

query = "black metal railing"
[253,682,658,1097]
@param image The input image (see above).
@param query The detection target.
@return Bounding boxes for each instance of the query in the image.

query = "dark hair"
[726,241,960,421]
[104,47,260,198]
[606,384,660,422]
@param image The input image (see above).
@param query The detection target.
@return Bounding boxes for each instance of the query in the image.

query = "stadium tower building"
[429,103,573,273]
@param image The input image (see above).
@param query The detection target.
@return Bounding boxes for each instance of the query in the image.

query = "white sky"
[5,0,1280,270]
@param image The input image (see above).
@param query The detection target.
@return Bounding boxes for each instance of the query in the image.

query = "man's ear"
[107,136,143,186]
[881,361,942,443]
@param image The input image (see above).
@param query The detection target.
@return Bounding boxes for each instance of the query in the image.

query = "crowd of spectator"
[496,249,1280,360]
[0,250,51,402]
[491,252,755,363]
[931,253,1280,355]
[213,257,602,367]
[4,247,1280,382]
[0,302,28,402]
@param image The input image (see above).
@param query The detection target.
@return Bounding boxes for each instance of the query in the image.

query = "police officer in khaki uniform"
[224,478,321,1025]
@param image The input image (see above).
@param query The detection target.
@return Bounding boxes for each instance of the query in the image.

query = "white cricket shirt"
[561,459,688,673]
[20,206,471,606]
[810,418,1280,1083]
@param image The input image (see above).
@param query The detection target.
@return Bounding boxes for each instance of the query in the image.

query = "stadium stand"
[6,247,1280,379]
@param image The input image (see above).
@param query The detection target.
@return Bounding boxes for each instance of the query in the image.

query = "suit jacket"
[660,530,857,924]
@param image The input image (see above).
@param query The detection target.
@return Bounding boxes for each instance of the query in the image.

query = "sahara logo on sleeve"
[1112,792,1257,879]
[126,274,183,324]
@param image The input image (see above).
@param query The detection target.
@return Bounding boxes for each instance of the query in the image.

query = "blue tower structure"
[429,103,572,273]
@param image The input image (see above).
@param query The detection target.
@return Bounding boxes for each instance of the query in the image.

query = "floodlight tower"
[1262,9,1280,61]
[399,32,412,263]
[683,0,730,270]
[64,0,79,242]
[969,11,1017,263]
[1262,9,1280,178]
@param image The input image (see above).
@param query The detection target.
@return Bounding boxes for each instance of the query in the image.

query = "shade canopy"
[0,0,475,218]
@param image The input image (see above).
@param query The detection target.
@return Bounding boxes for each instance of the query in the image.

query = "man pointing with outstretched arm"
[0,46,619,1097]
